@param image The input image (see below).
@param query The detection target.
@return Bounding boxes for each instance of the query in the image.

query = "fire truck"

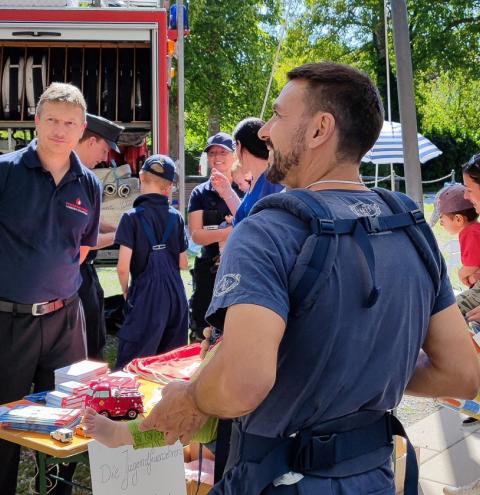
[85,380,144,419]
[0,0,184,260]
[0,0,171,153]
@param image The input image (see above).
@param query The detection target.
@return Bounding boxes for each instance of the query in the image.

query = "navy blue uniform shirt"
[0,139,101,304]
[115,193,188,281]
[188,179,243,258]
[208,190,454,439]
[234,172,283,225]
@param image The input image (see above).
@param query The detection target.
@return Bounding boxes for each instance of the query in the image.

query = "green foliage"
[416,70,480,186]
[181,1,480,185]
[183,0,282,146]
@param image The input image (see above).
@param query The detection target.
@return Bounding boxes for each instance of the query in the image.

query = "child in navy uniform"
[115,155,189,369]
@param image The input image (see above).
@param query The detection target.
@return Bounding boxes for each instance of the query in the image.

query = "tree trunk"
[373,3,400,122]
[207,112,220,136]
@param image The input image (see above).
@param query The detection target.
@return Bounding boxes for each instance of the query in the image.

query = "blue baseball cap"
[203,132,235,153]
[141,154,176,182]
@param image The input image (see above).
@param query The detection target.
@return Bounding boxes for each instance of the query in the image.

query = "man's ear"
[308,112,336,149]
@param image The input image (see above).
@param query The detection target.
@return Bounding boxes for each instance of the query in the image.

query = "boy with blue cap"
[114,154,189,369]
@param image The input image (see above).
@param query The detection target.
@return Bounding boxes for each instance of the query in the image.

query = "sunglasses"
[463,153,480,173]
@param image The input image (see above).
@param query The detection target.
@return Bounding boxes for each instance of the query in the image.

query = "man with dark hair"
[75,113,124,359]
[140,62,480,494]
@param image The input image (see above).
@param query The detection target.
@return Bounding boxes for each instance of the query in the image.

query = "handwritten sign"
[88,440,187,495]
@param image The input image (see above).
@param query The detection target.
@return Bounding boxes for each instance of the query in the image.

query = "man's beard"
[265,126,306,184]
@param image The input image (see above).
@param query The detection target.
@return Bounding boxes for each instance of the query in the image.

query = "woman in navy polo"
[187,132,243,341]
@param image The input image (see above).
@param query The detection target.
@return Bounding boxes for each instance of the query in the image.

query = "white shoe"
[444,479,480,494]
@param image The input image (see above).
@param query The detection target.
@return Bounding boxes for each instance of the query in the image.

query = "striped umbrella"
[362,121,442,164]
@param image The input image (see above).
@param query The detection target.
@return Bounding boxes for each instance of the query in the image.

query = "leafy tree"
[279,0,480,120]
[181,0,282,146]
[417,71,480,185]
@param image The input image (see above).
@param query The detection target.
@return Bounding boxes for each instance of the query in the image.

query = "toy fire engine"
[85,381,144,420]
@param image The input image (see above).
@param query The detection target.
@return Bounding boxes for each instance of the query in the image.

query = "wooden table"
[0,379,161,494]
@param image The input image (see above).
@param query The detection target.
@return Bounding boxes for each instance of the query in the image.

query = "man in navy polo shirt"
[140,63,480,494]
[0,82,101,495]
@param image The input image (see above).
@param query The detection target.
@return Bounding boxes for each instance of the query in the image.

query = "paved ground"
[408,408,480,495]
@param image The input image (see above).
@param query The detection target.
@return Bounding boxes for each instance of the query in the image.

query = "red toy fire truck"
[85,381,144,420]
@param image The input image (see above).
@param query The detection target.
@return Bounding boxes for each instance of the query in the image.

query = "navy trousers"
[79,262,106,359]
[0,297,87,495]
[116,249,188,369]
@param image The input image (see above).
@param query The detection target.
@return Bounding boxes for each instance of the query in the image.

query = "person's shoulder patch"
[214,273,241,297]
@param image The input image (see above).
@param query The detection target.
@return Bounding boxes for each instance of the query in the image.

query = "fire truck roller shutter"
[67,48,83,93]
[49,47,66,85]
[101,48,117,121]
[134,48,150,121]
[84,48,100,114]
[118,48,134,123]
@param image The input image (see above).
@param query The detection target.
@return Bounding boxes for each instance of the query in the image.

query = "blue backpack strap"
[251,191,338,313]
[288,189,382,308]
[372,188,441,296]
[251,188,440,311]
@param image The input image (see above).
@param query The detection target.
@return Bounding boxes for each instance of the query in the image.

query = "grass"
[97,258,194,299]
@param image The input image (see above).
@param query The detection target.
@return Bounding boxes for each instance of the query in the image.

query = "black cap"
[86,114,124,153]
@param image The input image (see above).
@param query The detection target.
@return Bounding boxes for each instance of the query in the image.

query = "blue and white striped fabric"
[362,121,442,165]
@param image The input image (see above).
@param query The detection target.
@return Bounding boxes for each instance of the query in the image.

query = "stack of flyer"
[99,370,139,389]
[0,405,82,434]
[45,389,86,409]
[54,360,108,387]
[57,381,90,396]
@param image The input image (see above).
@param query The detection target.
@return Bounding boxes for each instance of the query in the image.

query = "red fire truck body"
[85,381,144,419]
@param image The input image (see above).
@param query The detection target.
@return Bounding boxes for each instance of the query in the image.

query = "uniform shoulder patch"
[214,273,241,297]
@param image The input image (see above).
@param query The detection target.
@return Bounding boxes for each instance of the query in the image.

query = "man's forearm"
[190,346,264,418]
[117,270,129,297]
[191,226,232,247]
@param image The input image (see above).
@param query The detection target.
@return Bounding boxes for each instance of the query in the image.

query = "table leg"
[38,452,47,495]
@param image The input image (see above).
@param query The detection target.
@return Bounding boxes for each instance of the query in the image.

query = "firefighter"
[0,83,101,495]
[187,132,243,340]
[75,113,124,358]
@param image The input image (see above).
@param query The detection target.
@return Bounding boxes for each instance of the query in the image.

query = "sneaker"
[462,417,479,427]
[444,478,480,494]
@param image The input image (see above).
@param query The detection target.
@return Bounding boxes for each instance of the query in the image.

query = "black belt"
[0,294,78,316]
